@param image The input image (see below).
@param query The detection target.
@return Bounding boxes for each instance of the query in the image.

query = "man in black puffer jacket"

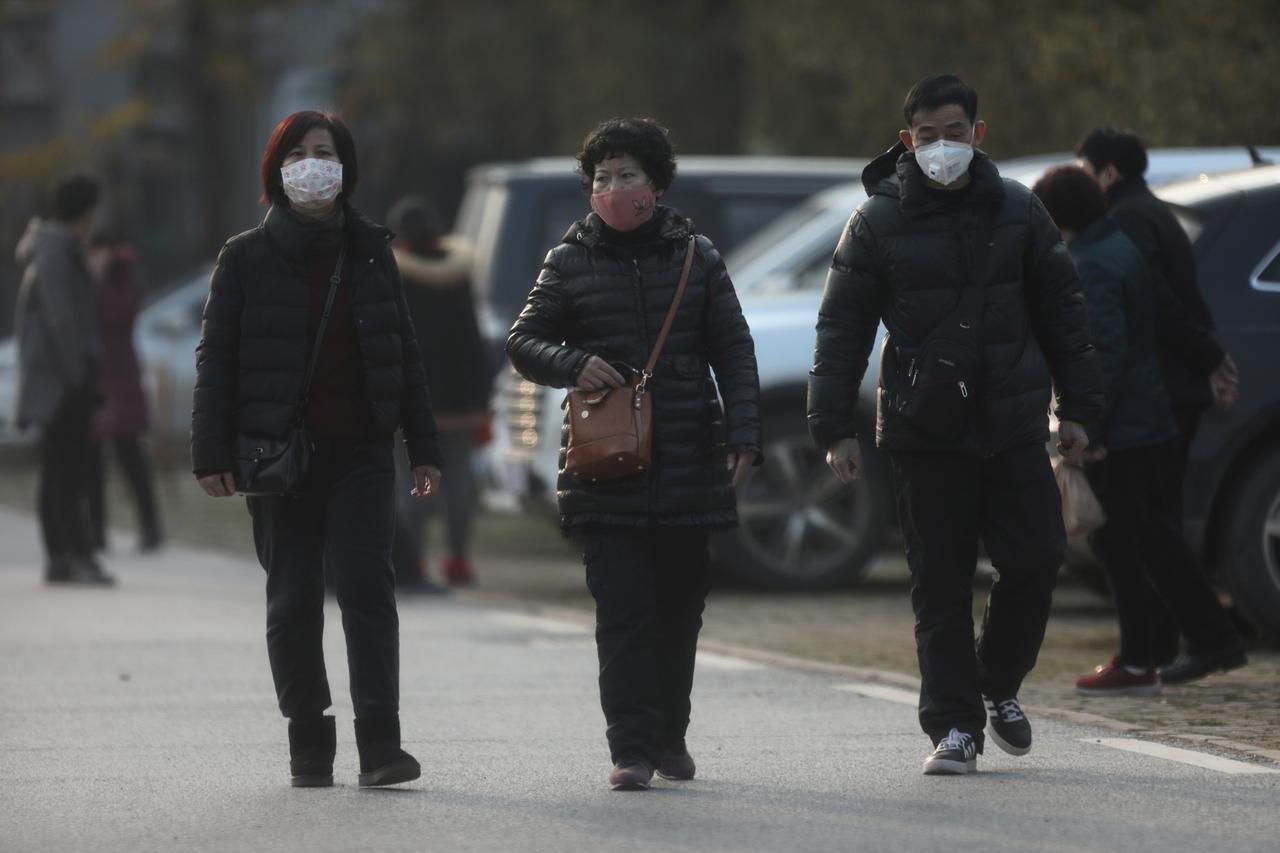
[808,75,1103,776]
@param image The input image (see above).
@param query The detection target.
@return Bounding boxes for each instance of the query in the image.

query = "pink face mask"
[590,185,657,232]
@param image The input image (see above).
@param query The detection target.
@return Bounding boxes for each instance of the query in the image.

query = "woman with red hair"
[191,111,443,788]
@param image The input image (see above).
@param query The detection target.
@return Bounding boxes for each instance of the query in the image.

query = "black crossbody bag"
[233,244,347,496]
[895,212,995,443]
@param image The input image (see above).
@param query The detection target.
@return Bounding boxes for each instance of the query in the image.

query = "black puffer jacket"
[506,206,762,529]
[808,143,1103,455]
[191,204,441,475]
[1106,178,1223,413]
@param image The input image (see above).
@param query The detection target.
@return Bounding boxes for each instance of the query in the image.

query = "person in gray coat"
[13,175,114,585]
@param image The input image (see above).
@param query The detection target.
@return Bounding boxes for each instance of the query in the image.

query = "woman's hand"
[411,465,443,498]
[726,449,759,487]
[575,355,626,391]
[196,472,236,497]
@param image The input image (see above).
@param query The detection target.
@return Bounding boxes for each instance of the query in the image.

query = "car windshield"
[727,194,837,272]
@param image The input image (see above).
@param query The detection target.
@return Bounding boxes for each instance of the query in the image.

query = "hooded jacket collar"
[1071,214,1120,250]
[861,140,1006,215]
[1105,176,1153,206]
[263,202,392,262]
[563,204,694,250]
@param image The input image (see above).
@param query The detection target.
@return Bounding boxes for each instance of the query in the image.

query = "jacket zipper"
[632,256,660,510]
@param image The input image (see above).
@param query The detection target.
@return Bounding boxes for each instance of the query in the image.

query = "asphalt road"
[2,508,1277,853]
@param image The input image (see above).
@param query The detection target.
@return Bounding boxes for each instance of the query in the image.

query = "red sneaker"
[1075,656,1161,696]
[442,556,476,586]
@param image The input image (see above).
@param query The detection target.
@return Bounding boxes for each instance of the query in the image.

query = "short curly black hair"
[575,117,677,196]
[1032,165,1108,234]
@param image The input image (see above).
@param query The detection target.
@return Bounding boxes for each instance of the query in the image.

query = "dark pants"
[36,389,96,563]
[393,428,476,580]
[1143,409,1204,663]
[573,524,713,766]
[890,443,1064,748]
[1086,442,1239,667]
[87,434,162,547]
[246,437,400,721]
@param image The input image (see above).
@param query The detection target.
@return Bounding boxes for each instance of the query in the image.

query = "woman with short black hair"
[192,110,442,788]
[507,117,763,791]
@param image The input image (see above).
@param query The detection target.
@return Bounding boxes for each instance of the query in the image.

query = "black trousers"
[36,389,96,563]
[572,524,712,766]
[246,437,400,721]
[87,434,161,546]
[1086,442,1239,667]
[890,443,1064,748]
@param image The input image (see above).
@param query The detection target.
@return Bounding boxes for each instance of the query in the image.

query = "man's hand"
[411,465,443,498]
[825,437,862,483]
[1057,420,1090,467]
[1210,353,1239,411]
[575,355,626,391]
[726,449,759,488]
[196,471,236,497]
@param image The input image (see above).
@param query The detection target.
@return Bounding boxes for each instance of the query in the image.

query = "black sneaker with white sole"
[922,728,978,775]
[984,695,1032,756]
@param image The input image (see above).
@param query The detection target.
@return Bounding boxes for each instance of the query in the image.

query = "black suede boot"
[354,715,420,787]
[288,716,336,788]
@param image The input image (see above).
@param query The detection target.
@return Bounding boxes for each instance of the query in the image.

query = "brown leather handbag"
[564,237,696,482]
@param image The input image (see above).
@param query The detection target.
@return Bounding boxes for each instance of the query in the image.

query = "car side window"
[1253,240,1280,292]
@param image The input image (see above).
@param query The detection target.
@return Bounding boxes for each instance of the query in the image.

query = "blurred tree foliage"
[342,0,1280,211]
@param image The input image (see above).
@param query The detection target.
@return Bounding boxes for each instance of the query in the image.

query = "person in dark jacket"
[85,233,163,553]
[807,75,1103,776]
[507,117,762,791]
[191,111,443,789]
[1031,166,1246,696]
[1076,127,1245,684]
[385,196,491,592]
[14,175,114,586]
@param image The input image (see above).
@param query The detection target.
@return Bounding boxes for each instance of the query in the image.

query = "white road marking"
[1082,738,1280,775]
[834,683,919,706]
[698,652,767,672]
[488,611,589,635]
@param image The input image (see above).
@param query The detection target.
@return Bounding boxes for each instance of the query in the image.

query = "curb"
[496,598,1280,770]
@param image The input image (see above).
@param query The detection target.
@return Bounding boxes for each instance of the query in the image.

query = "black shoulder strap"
[297,243,347,411]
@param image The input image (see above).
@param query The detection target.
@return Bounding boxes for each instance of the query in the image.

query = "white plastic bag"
[1053,456,1106,537]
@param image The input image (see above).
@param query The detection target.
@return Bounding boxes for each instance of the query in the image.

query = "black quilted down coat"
[191,204,441,475]
[808,143,1104,455]
[506,206,762,529]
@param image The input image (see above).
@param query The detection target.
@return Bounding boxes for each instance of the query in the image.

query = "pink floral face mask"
[590,185,657,232]
[280,158,343,209]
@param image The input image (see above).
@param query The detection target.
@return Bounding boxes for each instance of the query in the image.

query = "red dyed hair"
[259,111,358,206]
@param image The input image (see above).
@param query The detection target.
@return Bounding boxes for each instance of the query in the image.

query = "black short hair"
[51,174,100,223]
[1031,165,1108,233]
[575,117,677,196]
[903,74,978,126]
[260,110,358,207]
[1075,127,1148,181]
[386,195,445,253]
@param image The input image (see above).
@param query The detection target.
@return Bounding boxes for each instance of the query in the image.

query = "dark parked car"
[1157,166,1280,638]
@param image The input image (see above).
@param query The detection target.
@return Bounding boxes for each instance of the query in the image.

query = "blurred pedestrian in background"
[507,117,762,791]
[191,110,442,788]
[1031,167,1246,696]
[1075,128,1245,684]
[808,75,1103,776]
[84,231,163,553]
[385,195,491,592]
[14,175,114,586]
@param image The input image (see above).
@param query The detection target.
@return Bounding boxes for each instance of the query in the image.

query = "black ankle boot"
[354,715,420,787]
[288,716,336,787]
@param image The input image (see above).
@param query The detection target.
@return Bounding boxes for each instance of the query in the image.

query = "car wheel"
[1216,443,1280,640]
[713,413,892,589]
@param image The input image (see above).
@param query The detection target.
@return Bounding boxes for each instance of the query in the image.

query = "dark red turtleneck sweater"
[304,244,374,439]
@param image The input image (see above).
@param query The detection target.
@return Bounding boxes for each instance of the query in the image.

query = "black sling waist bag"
[894,211,995,444]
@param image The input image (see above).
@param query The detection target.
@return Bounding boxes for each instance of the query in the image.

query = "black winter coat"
[808,143,1104,455]
[1068,216,1178,450]
[1106,178,1223,413]
[191,204,441,475]
[506,206,762,529]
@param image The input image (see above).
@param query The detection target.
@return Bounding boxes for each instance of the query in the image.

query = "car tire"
[712,411,892,589]
[1216,443,1280,640]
